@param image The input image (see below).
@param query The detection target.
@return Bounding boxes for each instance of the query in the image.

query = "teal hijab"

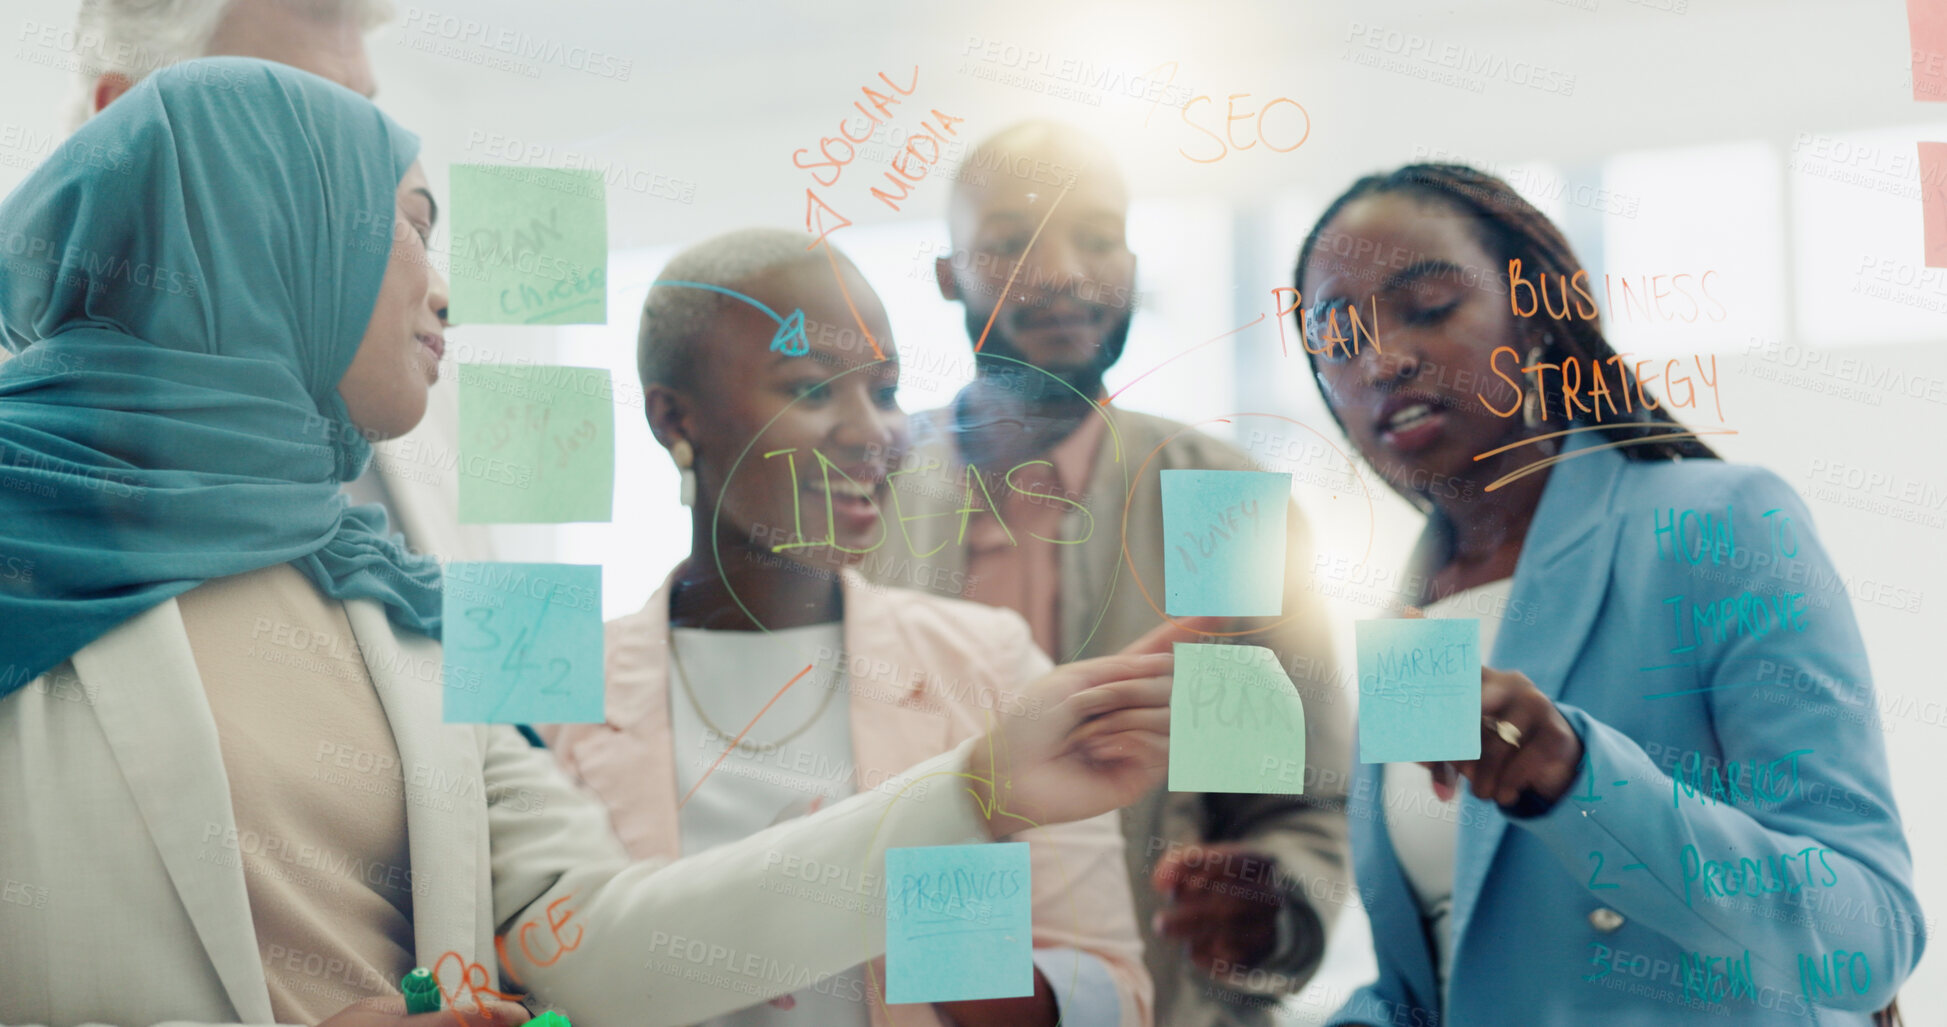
[0,57,444,691]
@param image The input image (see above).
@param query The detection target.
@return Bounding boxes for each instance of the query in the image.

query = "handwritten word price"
[428,895,584,1023]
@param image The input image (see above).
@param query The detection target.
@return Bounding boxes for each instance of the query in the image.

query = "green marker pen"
[529,1011,571,1027]
[402,967,441,1015]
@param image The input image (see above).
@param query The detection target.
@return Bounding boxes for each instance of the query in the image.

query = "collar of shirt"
[963,412,1107,555]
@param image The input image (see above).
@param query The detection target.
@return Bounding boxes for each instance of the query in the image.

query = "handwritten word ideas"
[798,69,965,246]
[755,447,1096,557]
[1356,618,1481,763]
[1160,469,1290,616]
[443,562,603,724]
[884,843,1034,1004]
[1169,643,1308,794]
[458,364,614,523]
[449,165,607,325]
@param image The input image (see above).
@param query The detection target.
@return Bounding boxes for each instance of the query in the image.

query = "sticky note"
[1912,0,1947,101]
[449,165,607,325]
[1160,470,1290,616]
[442,562,604,724]
[458,363,614,523]
[1355,618,1481,764]
[885,843,1033,1004]
[1922,143,1947,268]
[1169,643,1307,793]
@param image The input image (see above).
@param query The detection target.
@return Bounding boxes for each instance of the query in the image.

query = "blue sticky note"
[442,562,604,724]
[1161,470,1290,616]
[1356,619,1481,763]
[885,843,1033,1004]
[1170,643,1307,793]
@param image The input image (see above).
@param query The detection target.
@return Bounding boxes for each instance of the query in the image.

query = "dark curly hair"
[1291,163,1718,479]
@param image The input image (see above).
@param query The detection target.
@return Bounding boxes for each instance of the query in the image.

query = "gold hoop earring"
[671,439,696,507]
[1521,345,1546,429]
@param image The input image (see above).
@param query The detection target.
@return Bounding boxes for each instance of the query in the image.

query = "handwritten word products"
[1159,470,1290,617]
[443,562,603,724]
[458,364,614,523]
[1679,842,1838,907]
[1169,644,1307,793]
[449,165,606,325]
[884,843,1033,1003]
[1355,618,1480,763]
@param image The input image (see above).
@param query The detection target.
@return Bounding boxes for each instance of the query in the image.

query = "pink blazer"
[544,569,1151,1027]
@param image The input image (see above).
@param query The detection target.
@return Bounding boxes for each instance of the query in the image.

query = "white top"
[668,623,867,1027]
[1380,578,1515,1000]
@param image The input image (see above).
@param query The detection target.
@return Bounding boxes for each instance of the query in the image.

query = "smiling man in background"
[862,119,1355,1027]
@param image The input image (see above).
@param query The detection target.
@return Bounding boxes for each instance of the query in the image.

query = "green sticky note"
[458,363,613,523]
[1161,470,1290,616]
[449,165,606,325]
[885,843,1033,1003]
[442,562,603,724]
[1356,618,1481,763]
[1168,643,1307,793]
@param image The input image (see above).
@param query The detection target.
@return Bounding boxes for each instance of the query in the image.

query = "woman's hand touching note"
[1425,666,1583,811]
[1396,607,1581,811]
[968,651,1174,839]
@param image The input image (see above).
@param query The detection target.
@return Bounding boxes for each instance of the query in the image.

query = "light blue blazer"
[1328,438,1924,1025]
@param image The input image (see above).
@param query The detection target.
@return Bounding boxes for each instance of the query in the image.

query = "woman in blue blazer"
[1290,164,1921,1025]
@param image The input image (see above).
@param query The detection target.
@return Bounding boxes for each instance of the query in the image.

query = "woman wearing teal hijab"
[0,51,442,690]
[0,58,1178,1027]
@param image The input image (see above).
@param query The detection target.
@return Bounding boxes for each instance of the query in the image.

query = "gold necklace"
[669,630,841,754]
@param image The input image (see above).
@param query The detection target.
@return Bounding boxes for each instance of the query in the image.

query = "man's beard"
[961,301,1133,406]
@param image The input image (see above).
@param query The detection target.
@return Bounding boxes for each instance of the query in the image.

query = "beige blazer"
[0,595,993,1027]
[544,569,1151,1027]
[860,403,1354,1027]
